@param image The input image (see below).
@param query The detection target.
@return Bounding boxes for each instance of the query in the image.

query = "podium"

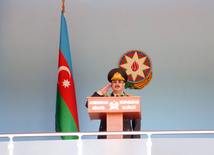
[87,96,141,139]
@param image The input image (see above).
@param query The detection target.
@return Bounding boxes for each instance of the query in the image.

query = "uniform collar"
[111,92,125,96]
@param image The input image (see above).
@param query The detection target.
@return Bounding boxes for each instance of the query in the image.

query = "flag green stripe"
[56,88,78,139]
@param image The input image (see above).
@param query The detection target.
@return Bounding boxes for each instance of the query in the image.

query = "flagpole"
[62,0,65,14]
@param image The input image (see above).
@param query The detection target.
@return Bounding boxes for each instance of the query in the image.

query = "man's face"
[111,80,125,93]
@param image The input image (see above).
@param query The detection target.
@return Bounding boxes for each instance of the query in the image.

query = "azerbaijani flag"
[56,11,79,139]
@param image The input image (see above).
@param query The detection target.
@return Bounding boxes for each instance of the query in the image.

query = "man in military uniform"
[86,68,141,139]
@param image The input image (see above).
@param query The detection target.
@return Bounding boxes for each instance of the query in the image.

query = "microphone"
[105,93,110,97]
[119,93,125,96]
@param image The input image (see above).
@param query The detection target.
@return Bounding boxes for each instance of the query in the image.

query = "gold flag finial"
[62,0,65,14]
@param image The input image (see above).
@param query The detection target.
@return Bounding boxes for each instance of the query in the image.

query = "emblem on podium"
[109,101,119,110]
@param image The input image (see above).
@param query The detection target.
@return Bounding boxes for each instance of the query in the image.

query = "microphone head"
[105,93,110,97]
[119,93,125,96]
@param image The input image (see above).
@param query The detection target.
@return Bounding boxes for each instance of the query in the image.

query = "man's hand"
[100,83,112,95]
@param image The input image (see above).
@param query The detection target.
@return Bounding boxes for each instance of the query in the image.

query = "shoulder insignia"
[125,93,132,96]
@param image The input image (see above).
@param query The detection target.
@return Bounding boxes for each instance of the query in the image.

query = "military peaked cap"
[107,68,128,82]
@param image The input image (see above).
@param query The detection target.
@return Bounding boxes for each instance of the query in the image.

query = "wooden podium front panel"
[87,96,141,120]
[106,113,123,139]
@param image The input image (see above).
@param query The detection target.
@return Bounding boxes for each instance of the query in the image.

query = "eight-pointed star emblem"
[120,51,150,82]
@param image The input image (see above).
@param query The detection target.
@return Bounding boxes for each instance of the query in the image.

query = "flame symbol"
[131,61,139,72]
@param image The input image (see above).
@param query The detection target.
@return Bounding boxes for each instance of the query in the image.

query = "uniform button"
[127,129,129,131]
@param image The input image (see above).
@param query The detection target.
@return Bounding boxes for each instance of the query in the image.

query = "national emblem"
[118,50,153,90]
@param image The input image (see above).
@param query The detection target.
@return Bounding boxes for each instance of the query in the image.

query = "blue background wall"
[0,0,214,140]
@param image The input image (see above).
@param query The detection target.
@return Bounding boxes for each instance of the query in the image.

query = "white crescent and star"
[58,66,71,78]
[57,66,71,88]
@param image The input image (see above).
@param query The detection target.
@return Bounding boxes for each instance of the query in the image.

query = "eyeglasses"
[112,80,125,84]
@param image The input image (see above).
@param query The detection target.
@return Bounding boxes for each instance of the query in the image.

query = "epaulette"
[125,93,133,96]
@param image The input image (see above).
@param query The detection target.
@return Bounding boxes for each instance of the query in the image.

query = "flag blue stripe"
[59,11,74,75]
